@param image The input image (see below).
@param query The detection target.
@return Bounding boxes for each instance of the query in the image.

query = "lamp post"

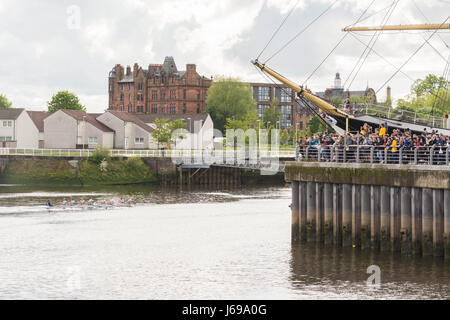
[295,122,300,147]
[187,117,192,150]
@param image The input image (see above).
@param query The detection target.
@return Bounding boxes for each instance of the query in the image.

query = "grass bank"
[0,158,158,186]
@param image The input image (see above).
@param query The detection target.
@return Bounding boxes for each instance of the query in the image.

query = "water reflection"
[290,243,450,299]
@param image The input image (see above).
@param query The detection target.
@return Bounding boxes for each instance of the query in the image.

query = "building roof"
[59,110,114,133]
[0,108,24,120]
[27,111,49,132]
[106,111,154,133]
[135,114,210,133]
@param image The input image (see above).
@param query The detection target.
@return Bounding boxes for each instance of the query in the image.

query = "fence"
[298,145,450,166]
[0,148,297,159]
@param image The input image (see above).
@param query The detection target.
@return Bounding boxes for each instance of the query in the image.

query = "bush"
[89,146,111,165]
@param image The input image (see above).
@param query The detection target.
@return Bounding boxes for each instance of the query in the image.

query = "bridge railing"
[0,148,297,159]
[299,145,450,166]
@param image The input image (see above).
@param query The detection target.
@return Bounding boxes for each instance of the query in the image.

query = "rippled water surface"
[0,184,448,299]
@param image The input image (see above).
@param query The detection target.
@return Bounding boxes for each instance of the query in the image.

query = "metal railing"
[338,103,449,129]
[0,148,297,159]
[298,145,450,166]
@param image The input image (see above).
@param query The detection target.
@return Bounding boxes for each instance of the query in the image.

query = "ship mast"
[251,60,352,120]
[343,23,450,32]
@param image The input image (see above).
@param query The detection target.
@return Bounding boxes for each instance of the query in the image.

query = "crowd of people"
[296,122,450,164]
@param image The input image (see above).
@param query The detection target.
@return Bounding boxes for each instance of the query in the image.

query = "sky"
[0,0,449,113]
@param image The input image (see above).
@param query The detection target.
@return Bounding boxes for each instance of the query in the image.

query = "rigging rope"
[264,0,339,64]
[412,0,449,50]
[256,0,303,61]
[376,15,450,95]
[302,0,377,86]
[345,0,400,91]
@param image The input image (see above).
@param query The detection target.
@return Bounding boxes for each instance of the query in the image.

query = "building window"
[197,91,200,100]
[152,104,157,114]
[183,90,186,99]
[280,105,292,129]
[280,88,292,102]
[161,91,166,101]
[137,82,143,91]
[88,137,98,144]
[182,79,186,85]
[257,105,267,119]
[135,137,144,144]
[0,136,12,142]
[120,84,124,92]
[257,87,270,102]
[3,121,12,127]
[129,94,132,103]
[197,79,200,86]
[137,106,144,113]
[170,90,176,99]
[152,90,158,100]
[197,104,200,114]
[109,84,113,92]
[183,103,186,114]
[120,93,124,102]
[170,104,176,114]
[162,104,167,114]
[128,104,133,112]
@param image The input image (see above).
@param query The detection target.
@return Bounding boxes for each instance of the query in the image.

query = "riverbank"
[0,158,159,186]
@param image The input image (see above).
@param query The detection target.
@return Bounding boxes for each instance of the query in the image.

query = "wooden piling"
[411,188,423,256]
[422,188,434,256]
[371,186,381,250]
[361,185,371,250]
[316,183,324,243]
[390,187,401,253]
[299,182,307,243]
[380,186,391,252]
[333,184,342,246]
[352,184,361,248]
[342,184,353,247]
[306,182,316,242]
[433,189,444,257]
[400,187,412,256]
[324,183,334,245]
[444,189,450,259]
[291,181,300,244]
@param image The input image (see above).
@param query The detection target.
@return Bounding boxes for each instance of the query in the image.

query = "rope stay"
[376,15,450,95]
[345,0,401,91]
[256,0,303,61]
[302,0,377,86]
[264,0,339,64]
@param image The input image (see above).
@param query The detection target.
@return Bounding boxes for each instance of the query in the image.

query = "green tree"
[306,116,328,136]
[47,90,86,113]
[330,96,343,108]
[151,118,187,148]
[412,74,448,97]
[205,77,257,132]
[0,94,12,109]
[280,129,290,146]
[263,98,281,128]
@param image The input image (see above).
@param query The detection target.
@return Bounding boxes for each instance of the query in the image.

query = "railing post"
[430,147,434,165]
[356,145,360,163]
[384,148,388,164]
[305,147,309,160]
[330,147,335,163]
[399,147,403,165]
[446,147,449,165]
[414,147,418,165]
[370,146,374,164]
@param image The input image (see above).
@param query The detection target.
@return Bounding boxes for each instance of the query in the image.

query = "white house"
[0,108,40,149]
[135,114,214,149]
[44,110,114,149]
[96,111,157,149]
[27,111,49,149]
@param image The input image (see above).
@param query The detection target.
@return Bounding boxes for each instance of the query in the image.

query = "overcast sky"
[0,0,449,113]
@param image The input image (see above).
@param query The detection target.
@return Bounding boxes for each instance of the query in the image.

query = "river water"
[0,184,448,300]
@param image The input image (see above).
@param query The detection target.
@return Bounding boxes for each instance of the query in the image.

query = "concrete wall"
[44,110,78,149]
[287,162,450,258]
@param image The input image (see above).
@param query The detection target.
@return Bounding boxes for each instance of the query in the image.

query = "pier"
[286,162,450,258]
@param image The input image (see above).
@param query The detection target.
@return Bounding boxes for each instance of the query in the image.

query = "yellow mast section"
[343,23,450,32]
[251,60,352,118]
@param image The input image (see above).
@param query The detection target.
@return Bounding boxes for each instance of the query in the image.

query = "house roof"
[59,110,114,133]
[0,108,24,120]
[27,111,49,132]
[135,114,210,133]
[106,111,154,133]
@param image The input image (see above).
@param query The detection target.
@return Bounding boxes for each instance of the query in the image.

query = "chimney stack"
[387,86,392,101]
[126,65,131,76]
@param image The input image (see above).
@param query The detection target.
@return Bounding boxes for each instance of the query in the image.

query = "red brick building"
[108,57,212,115]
